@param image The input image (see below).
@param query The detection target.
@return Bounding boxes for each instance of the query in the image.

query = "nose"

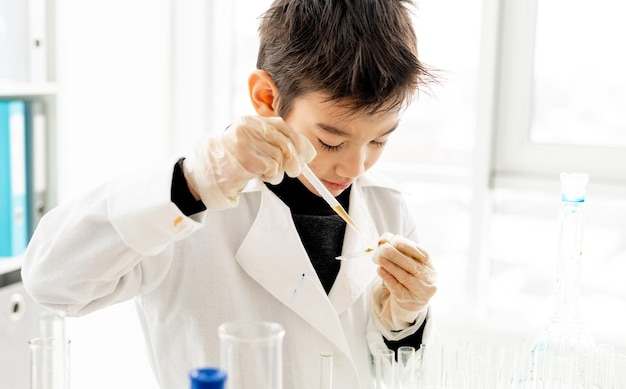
[336,147,366,179]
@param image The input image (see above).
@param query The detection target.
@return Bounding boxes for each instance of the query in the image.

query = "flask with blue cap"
[520,172,597,387]
[189,367,227,389]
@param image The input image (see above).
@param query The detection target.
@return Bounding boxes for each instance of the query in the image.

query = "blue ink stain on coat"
[293,273,306,296]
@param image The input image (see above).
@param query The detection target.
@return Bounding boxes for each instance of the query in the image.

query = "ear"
[248,70,280,117]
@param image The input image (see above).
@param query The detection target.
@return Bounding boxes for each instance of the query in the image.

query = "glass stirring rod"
[301,165,362,234]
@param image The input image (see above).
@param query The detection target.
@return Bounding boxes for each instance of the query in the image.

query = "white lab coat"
[22,159,435,389]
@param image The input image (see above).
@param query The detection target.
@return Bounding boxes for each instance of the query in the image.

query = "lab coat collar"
[328,180,379,314]
[235,179,377,359]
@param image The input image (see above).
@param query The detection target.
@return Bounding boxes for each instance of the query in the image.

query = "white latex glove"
[183,115,316,209]
[371,232,437,332]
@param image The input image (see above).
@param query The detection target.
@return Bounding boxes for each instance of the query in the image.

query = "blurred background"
[1,0,625,387]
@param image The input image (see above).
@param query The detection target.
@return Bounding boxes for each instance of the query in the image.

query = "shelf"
[0,256,22,275]
[0,82,58,98]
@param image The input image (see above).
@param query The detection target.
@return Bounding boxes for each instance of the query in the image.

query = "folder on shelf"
[0,100,28,257]
[25,100,47,237]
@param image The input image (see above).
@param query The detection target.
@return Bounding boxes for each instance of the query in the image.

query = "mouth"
[323,180,352,192]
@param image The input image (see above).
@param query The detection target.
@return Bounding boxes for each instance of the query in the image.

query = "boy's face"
[284,92,399,196]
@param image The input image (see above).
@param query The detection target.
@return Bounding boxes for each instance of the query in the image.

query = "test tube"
[319,352,333,389]
[397,346,416,389]
[440,342,460,388]
[614,354,626,388]
[415,343,428,387]
[39,309,66,340]
[586,344,615,389]
[375,349,395,389]
[496,345,521,388]
[31,309,70,389]
[29,337,70,389]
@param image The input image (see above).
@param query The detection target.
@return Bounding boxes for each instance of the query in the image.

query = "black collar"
[266,174,351,216]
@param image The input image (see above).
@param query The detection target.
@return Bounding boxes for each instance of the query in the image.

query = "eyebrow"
[316,121,399,138]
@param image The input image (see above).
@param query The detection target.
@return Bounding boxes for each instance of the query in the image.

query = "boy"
[22,0,437,387]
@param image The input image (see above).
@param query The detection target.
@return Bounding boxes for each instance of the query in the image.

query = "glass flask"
[521,173,596,387]
[218,320,285,389]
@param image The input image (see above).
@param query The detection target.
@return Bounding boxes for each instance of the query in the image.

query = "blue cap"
[560,172,589,203]
[189,368,227,389]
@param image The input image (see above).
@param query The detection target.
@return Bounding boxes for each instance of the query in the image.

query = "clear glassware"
[29,337,70,389]
[30,309,70,389]
[397,346,416,389]
[39,309,66,341]
[614,353,626,388]
[415,343,434,388]
[218,320,285,389]
[319,352,333,389]
[375,349,395,389]
[521,173,597,387]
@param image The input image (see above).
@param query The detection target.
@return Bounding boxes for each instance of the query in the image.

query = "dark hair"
[257,0,436,117]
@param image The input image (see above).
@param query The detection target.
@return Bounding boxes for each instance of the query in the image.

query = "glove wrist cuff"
[184,137,246,210]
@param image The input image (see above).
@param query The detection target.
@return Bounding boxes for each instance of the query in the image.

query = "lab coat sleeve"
[367,307,438,356]
[21,159,204,316]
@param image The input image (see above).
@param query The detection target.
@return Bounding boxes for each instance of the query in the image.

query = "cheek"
[364,147,385,169]
[308,152,335,172]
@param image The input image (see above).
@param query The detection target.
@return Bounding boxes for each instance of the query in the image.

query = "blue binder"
[0,100,28,257]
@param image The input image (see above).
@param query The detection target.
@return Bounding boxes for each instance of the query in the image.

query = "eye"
[318,139,343,151]
[370,140,387,148]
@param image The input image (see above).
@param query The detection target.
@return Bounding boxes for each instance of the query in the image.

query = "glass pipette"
[301,165,362,234]
[300,165,374,259]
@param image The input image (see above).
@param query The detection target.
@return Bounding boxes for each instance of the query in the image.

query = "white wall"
[55,1,172,387]
[56,0,172,203]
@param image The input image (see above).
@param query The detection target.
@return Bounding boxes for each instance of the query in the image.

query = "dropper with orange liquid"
[301,166,375,260]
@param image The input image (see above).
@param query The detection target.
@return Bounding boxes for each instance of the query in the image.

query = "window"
[531,1,626,149]
[494,0,626,182]
[491,0,626,342]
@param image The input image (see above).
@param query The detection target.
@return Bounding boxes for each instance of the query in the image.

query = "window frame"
[493,0,626,187]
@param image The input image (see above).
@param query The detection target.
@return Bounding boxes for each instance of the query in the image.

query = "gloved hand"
[371,232,437,331]
[183,115,316,209]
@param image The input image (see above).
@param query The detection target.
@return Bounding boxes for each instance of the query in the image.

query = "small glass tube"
[375,349,395,389]
[441,342,462,388]
[319,352,333,389]
[614,354,626,388]
[397,346,415,389]
[39,310,66,341]
[415,343,428,386]
[29,337,70,389]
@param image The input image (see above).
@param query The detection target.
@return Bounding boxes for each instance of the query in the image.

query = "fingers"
[373,236,433,274]
[377,257,436,299]
[228,116,315,183]
[373,232,437,309]
[264,116,316,174]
